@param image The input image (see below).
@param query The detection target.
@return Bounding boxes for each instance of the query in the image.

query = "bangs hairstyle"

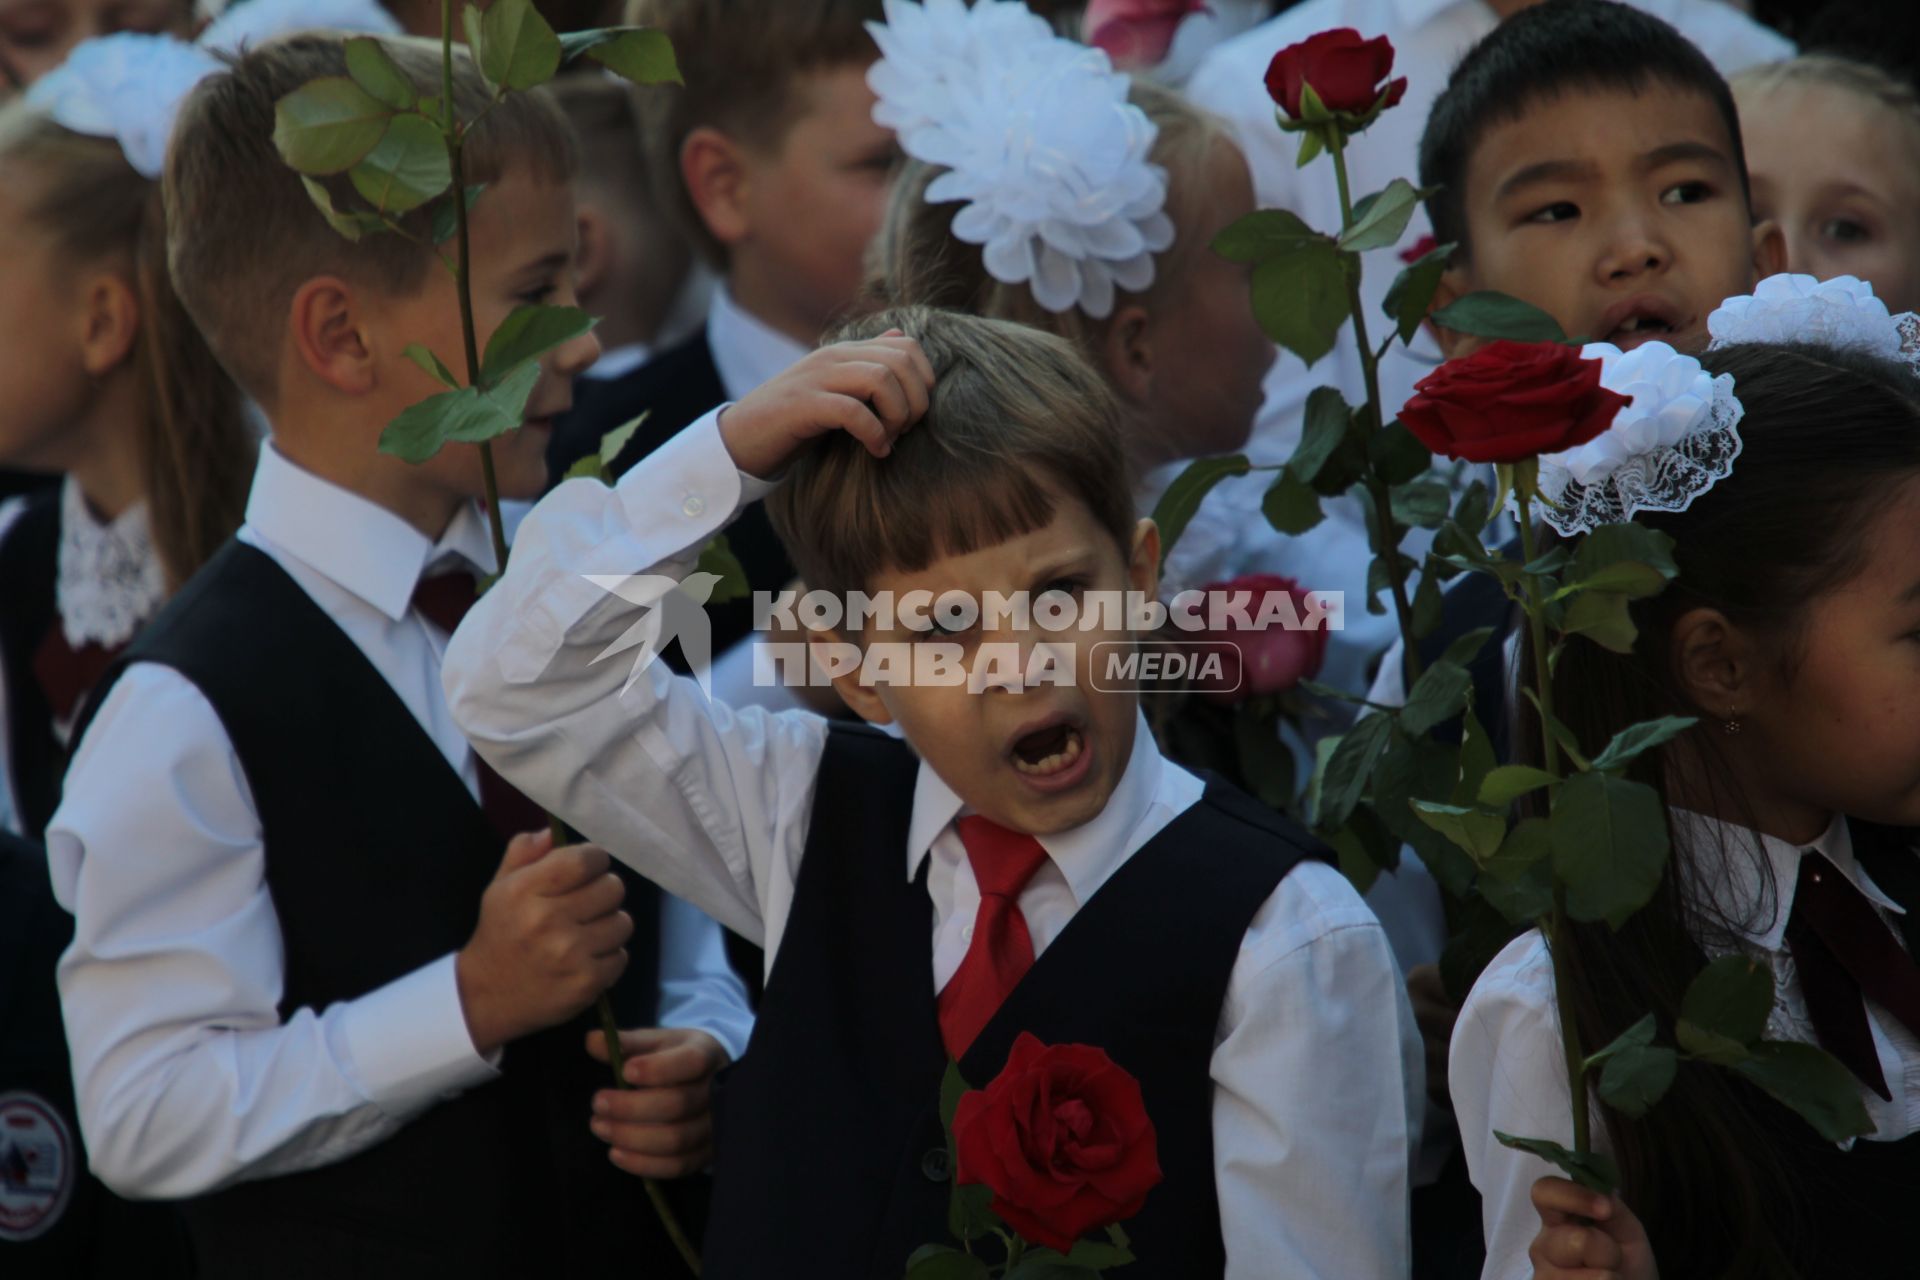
[764,306,1134,606]
[865,78,1230,354]
[623,0,884,267]
[1418,0,1750,256]
[1733,52,1920,146]
[165,34,577,407]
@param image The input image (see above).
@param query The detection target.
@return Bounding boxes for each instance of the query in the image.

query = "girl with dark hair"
[1453,311,1920,1279]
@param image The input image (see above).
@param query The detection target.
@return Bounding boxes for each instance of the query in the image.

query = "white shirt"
[581,340,652,383]
[1452,811,1920,1280]
[1181,0,1791,699]
[45,442,754,1201]
[707,281,810,404]
[442,408,1426,1280]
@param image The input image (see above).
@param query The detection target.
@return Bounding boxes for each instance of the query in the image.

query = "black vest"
[71,541,672,1279]
[0,490,62,838]
[704,724,1323,1278]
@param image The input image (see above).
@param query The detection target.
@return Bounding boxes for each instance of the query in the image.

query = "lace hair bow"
[25,0,402,180]
[1707,272,1920,375]
[1528,341,1745,537]
[868,0,1175,318]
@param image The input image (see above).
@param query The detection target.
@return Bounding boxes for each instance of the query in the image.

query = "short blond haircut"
[765,306,1135,605]
[864,79,1232,355]
[623,0,883,266]
[165,34,577,406]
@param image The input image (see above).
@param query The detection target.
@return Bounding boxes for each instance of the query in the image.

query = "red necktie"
[1784,854,1920,1101]
[937,815,1051,1059]
[412,569,550,841]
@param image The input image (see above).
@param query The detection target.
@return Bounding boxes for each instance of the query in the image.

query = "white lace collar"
[56,475,166,649]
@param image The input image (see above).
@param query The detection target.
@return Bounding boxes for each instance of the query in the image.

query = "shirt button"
[682,494,706,517]
[962,924,974,941]
[921,1147,952,1182]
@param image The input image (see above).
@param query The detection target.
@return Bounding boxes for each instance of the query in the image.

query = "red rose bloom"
[952,1034,1162,1255]
[1191,574,1329,706]
[1399,233,1439,264]
[1264,28,1408,119]
[1083,0,1211,71]
[1398,340,1630,464]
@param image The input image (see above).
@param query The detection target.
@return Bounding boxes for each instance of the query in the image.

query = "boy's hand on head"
[585,1027,730,1178]
[456,830,633,1057]
[1528,1177,1658,1280]
[719,330,936,479]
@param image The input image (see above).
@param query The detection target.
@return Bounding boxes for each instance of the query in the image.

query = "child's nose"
[556,327,602,378]
[1597,218,1672,282]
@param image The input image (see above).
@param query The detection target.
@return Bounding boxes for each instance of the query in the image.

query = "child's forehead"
[1467,80,1738,192]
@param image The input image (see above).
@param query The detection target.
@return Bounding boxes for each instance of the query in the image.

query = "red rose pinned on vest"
[1398,340,1630,464]
[952,1033,1162,1257]
[1264,28,1408,122]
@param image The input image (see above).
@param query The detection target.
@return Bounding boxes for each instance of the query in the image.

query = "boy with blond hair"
[49,35,751,1278]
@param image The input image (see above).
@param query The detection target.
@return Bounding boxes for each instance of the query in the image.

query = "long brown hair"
[0,106,253,588]
[1521,341,1920,1276]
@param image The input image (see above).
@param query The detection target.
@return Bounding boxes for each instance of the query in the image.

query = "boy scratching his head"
[1420,0,1785,357]
[445,307,1422,1278]
[48,35,753,1279]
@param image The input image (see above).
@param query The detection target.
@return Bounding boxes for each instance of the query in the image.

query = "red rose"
[1190,574,1330,706]
[1083,0,1211,71]
[952,1033,1162,1255]
[1263,28,1408,119]
[1398,340,1630,464]
[1399,233,1439,264]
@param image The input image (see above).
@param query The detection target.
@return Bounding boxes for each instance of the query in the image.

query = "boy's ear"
[1128,518,1161,603]
[1101,304,1154,405]
[77,271,141,377]
[575,205,616,299]
[818,628,893,726]
[1750,218,1787,280]
[1670,606,1752,715]
[681,126,752,248]
[1428,264,1478,360]
[288,277,375,395]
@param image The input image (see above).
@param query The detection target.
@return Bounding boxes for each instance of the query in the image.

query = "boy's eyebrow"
[1026,549,1098,585]
[1495,139,1733,203]
[1639,140,1732,175]
[515,250,574,278]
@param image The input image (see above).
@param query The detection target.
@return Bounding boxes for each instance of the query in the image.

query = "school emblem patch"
[0,1091,75,1241]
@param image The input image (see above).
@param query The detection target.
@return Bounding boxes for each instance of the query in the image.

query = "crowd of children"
[2,0,1918,1277]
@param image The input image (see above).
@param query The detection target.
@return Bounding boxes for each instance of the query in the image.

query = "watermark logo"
[582,576,1340,696]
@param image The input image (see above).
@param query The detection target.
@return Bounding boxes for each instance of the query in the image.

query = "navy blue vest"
[70,541,675,1278]
[703,724,1323,1277]
[0,490,62,838]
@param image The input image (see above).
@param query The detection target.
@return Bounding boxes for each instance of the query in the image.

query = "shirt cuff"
[337,953,500,1116]
[618,405,761,537]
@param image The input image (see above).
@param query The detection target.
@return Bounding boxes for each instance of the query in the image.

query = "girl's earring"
[1724,705,1742,735]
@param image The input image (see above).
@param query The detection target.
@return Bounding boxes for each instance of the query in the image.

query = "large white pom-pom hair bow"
[1524,341,1745,538]
[1707,272,1920,374]
[868,0,1175,319]
[25,0,402,180]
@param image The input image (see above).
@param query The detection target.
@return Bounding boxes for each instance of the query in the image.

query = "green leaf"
[1562,589,1638,654]
[1453,479,1492,536]
[1493,1132,1619,1194]
[1442,625,1496,670]
[1585,1012,1657,1071]
[480,304,597,388]
[1680,955,1774,1049]
[1455,706,1498,806]
[1287,385,1356,489]
[1478,764,1558,808]
[1316,712,1394,831]
[1065,1238,1136,1269]
[403,344,459,389]
[1410,800,1506,866]
[1521,688,1591,771]
[1412,568,1443,639]
[1431,291,1568,344]
[430,183,486,245]
[273,76,391,175]
[1151,454,1250,565]
[1598,1043,1678,1119]
[298,175,388,242]
[1523,546,1573,577]
[560,27,683,85]
[1479,817,1554,923]
[1366,551,1419,615]
[1390,479,1452,530]
[1560,560,1670,600]
[1004,1253,1100,1280]
[1590,716,1697,774]
[1261,469,1324,535]
[948,1180,999,1244]
[1732,1041,1875,1143]
[905,1244,992,1280]
[1213,207,1320,263]
[1295,127,1325,168]
[1331,805,1400,894]
[1383,240,1454,344]
[1233,704,1296,810]
[1571,522,1678,583]
[1370,421,1432,486]
[562,452,608,484]
[348,112,452,215]
[1251,239,1351,368]
[1551,771,1668,928]
[1371,731,1459,841]
[597,413,645,469]
[344,36,416,109]
[938,1059,969,1133]
[478,0,562,90]
[1340,178,1424,252]
[695,536,750,606]
[1399,659,1472,736]
[376,362,543,463]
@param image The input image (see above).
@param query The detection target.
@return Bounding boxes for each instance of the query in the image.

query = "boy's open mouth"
[1008,717,1085,779]
[1596,296,1689,350]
